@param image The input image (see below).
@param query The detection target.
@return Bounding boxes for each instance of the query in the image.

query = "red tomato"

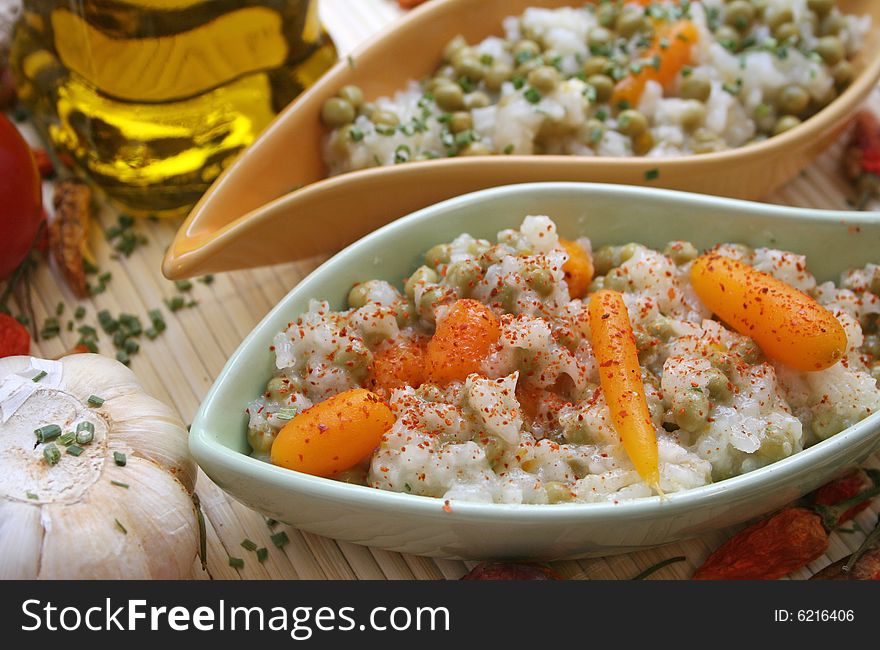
[0,115,43,279]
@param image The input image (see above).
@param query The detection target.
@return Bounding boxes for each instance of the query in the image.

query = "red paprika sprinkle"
[693,508,829,580]
[0,312,30,358]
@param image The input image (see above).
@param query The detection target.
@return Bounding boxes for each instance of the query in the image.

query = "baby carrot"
[426,299,501,384]
[270,388,394,477]
[560,239,594,299]
[612,20,699,109]
[588,289,660,488]
[690,254,847,371]
[365,335,427,398]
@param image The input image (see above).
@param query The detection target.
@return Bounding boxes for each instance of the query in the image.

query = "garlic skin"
[0,354,198,579]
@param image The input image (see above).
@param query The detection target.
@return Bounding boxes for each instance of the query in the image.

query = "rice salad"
[321,0,870,174]
[248,215,880,504]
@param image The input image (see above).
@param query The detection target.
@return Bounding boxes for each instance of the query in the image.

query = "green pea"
[513,39,541,58]
[812,403,847,440]
[756,425,791,461]
[347,282,372,309]
[515,58,541,78]
[425,243,451,267]
[617,109,648,136]
[596,2,618,28]
[587,74,614,102]
[485,62,513,91]
[266,376,291,401]
[807,0,834,16]
[417,285,452,322]
[443,34,468,62]
[663,240,699,265]
[672,389,710,432]
[337,85,363,109]
[632,130,654,155]
[592,245,616,275]
[525,267,555,296]
[371,109,399,127]
[833,60,854,89]
[619,243,640,263]
[321,97,355,127]
[715,25,741,48]
[680,101,706,131]
[691,128,725,154]
[455,55,485,82]
[465,91,491,109]
[580,118,606,146]
[588,26,613,48]
[725,1,755,31]
[680,74,712,101]
[449,111,473,133]
[766,7,793,30]
[434,83,465,111]
[815,36,844,64]
[777,84,810,116]
[248,428,277,454]
[862,334,880,357]
[357,101,376,119]
[646,316,676,342]
[446,260,483,294]
[583,56,610,77]
[706,369,733,402]
[772,114,802,136]
[404,265,439,299]
[333,346,371,378]
[616,9,646,38]
[461,142,492,156]
[528,66,560,93]
[773,22,799,44]
[819,13,845,36]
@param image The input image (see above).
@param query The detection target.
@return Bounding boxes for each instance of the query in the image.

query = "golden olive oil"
[12,0,336,214]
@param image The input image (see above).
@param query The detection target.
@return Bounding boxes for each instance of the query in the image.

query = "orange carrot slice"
[690,254,847,371]
[612,20,699,109]
[588,289,660,488]
[366,335,427,397]
[561,238,594,299]
[270,388,394,477]
[426,299,501,384]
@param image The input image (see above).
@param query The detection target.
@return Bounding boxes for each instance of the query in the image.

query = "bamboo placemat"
[13,0,880,580]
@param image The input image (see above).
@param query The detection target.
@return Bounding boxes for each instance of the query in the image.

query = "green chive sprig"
[43,444,61,465]
[35,424,61,443]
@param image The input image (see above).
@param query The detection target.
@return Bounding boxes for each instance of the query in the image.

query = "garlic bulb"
[0,354,198,579]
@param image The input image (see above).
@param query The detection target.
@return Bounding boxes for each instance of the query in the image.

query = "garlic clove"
[105,459,198,579]
[39,484,153,579]
[109,393,196,492]
[0,500,42,579]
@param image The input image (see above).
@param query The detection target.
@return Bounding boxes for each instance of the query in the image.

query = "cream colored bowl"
[163,0,880,280]
[189,183,880,560]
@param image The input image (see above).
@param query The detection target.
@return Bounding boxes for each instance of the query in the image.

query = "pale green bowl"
[190,183,880,560]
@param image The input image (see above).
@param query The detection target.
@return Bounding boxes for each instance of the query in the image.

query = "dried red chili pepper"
[842,110,880,210]
[0,312,30,358]
[461,562,560,580]
[693,508,829,580]
[812,469,879,526]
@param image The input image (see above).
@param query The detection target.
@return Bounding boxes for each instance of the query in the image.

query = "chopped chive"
[270,531,290,548]
[266,518,278,529]
[198,275,215,285]
[74,306,86,320]
[275,407,298,421]
[174,279,193,292]
[165,296,185,312]
[87,394,105,407]
[26,491,38,500]
[35,424,61,442]
[241,538,258,552]
[114,519,127,534]
[58,431,76,446]
[256,547,269,563]
[110,480,129,488]
[31,370,47,383]
[644,168,660,181]
[43,444,61,465]
[229,557,245,569]
[97,310,118,334]
[113,451,127,466]
[76,421,95,445]
[524,87,542,104]
[116,350,130,365]
[66,444,84,457]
